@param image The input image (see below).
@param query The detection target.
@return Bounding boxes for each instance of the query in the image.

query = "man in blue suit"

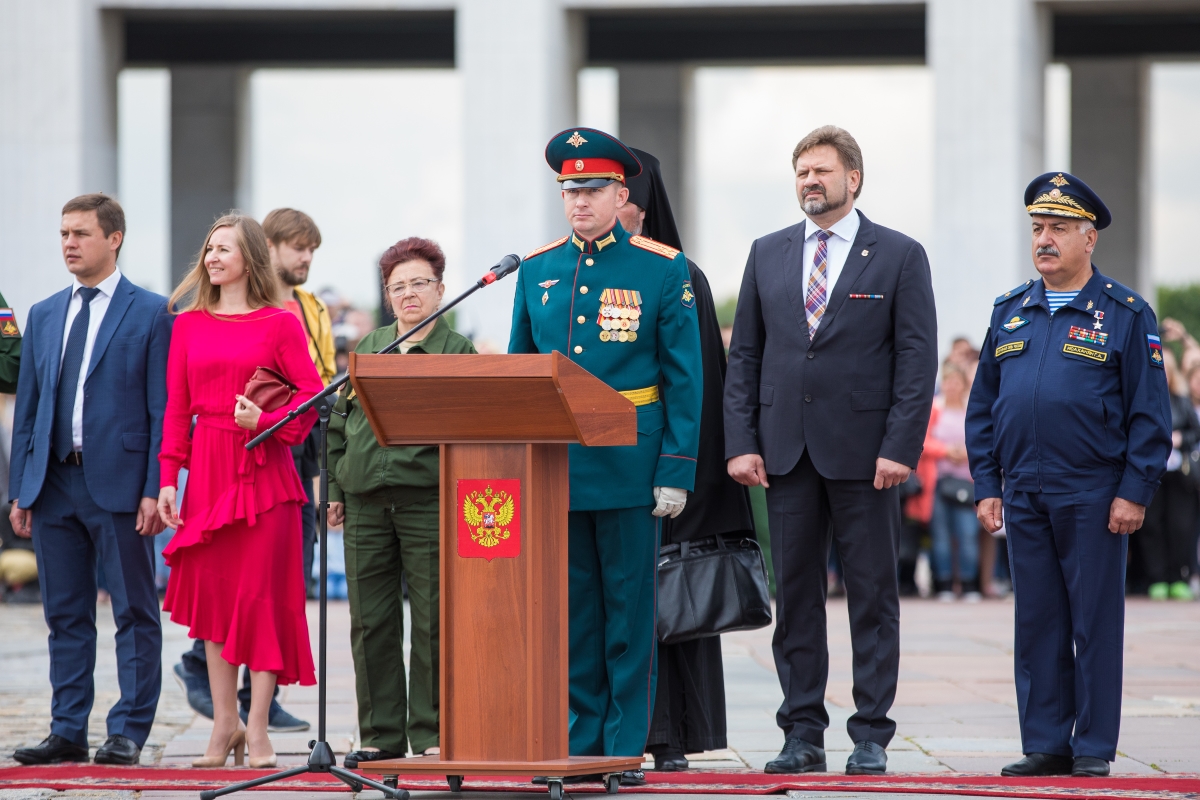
[8,194,172,765]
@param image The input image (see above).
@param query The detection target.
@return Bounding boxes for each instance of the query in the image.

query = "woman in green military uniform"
[327,238,476,766]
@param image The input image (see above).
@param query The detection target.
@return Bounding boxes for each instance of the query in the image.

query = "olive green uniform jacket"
[327,316,477,504]
[0,292,22,394]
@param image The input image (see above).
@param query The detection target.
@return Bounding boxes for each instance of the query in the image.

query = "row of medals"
[598,303,640,342]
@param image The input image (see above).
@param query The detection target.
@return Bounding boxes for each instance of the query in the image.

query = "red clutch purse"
[243,366,298,412]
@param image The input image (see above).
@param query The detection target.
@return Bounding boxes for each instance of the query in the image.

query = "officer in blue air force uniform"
[966,173,1171,779]
[509,128,703,769]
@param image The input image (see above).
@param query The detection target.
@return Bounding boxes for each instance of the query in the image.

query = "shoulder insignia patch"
[681,282,696,308]
[0,308,19,338]
[995,279,1034,306]
[1102,282,1146,311]
[524,235,570,261]
[629,235,681,260]
[1148,334,1164,367]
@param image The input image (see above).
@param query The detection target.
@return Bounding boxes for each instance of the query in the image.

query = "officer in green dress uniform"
[509,128,703,768]
[0,292,21,394]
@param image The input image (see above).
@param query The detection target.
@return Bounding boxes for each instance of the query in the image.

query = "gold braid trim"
[525,236,570,260]
[629,235,681,260]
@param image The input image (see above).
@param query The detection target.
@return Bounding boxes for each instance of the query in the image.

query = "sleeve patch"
[0,308,20,338]
[1148,334,1164,367]
[629,235,681,260]
[681,282,696,308]
[524,235,570,260]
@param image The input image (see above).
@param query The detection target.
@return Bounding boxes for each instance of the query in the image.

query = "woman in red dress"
[157,214,322,768]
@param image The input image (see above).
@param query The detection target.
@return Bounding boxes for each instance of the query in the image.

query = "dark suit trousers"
[31,460,162,747]
[766,451,900,748]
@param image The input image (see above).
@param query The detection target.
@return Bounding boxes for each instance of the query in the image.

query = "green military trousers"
[344,491,440,755]
[568,506,660,757]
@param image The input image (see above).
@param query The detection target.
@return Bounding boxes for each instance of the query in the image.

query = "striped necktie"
[805,230,831,340]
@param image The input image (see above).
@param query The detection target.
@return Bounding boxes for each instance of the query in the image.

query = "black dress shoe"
[765,737,826,774]
[13,734,89,765]
[1001,753,1074,777]
[1072,756,1110,777]
[845,741,887,775]
[653,751,689,771]
[619,770,647,786]
[94,735,141,765]
[343,749,405,768]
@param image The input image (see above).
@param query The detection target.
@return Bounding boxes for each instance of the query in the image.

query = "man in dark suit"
[8,194,172,765]
[724,126,937,775]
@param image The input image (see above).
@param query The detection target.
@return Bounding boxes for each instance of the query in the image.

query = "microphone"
[480,254,521,285]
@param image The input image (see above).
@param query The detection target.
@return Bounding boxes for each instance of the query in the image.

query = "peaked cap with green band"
[546,127,643,188]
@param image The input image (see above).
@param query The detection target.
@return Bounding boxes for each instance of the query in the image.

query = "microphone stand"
[199,256,522,800]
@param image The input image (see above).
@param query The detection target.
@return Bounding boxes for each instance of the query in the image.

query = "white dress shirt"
[60,268,122,451]
[801,208,861,296]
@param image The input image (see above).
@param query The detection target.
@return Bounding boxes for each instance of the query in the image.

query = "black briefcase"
[656,534,773,644]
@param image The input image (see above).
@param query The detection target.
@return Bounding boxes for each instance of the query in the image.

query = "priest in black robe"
[618,148,757,771]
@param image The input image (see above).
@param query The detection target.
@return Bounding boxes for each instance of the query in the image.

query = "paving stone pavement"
[2,593,1198,797]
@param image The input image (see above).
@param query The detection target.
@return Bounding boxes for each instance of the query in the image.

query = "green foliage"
[1158,284,1200,354]
[715,295,739,329]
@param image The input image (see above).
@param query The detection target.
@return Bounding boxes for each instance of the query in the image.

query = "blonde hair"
[169,213,279,314]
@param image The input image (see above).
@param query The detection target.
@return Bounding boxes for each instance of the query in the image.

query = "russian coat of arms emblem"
[457,479,521,560]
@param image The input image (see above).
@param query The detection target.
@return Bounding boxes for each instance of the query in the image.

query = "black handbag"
[656,534,772,644]
[936,476,975,507]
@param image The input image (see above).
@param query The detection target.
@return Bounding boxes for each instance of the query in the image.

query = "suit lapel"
[811,210,878,344]
[86,276,134,380]
[45,288,72,394]
[781,221,812,339]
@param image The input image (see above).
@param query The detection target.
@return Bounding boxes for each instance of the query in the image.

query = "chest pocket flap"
[995,339,1027,360]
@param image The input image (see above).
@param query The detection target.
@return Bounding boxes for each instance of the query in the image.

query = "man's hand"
[158,486,182,529]
[1109,497,1146,535]
[728,454,770,488]
[9,501,31,539]
[136,497,164,536]
[977,497,1003,533]
[328,501,345,528]
[652,487,687,519]
[873,457,912,490]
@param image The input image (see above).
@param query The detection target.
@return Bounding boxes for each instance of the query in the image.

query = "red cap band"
[558,157,625,182]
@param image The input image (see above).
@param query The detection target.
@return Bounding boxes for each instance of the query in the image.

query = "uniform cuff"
[1117,474,1159,507]
[653,455,697,493]
[329,482,345,504]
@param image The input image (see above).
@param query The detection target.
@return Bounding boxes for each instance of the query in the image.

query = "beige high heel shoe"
[192,729,246,767]
[248,753,277,768]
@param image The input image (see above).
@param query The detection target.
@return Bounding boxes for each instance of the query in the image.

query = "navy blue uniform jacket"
[724,210,938,479]
[9,275,172,513]
[966,267,1171,505]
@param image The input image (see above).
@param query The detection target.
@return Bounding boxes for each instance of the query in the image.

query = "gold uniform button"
[585,258,594,266]
[577,315,586,324]
[580,286,589,294]
[574,345,583,354]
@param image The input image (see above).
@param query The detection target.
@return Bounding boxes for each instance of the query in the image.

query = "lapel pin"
[861,249,869,256]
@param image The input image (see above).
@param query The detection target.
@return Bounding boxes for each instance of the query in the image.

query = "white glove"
[652,486,688,519]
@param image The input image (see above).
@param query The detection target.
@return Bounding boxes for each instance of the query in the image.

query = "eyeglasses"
[385,279,440,297]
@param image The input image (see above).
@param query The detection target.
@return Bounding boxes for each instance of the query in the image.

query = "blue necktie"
[53,286,100,461]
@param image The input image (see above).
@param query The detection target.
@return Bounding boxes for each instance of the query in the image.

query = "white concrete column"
[929,0,1046,353]
[0,0,120,320]
[457,0,579,350]
[1068,59,1149,295]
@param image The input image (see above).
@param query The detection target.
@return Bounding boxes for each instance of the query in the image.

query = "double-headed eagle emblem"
[462,484,515,548]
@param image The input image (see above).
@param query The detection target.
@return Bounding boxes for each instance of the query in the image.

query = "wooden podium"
[347,352,646,795]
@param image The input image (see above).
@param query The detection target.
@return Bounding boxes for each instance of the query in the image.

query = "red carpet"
[1,765,1199,798]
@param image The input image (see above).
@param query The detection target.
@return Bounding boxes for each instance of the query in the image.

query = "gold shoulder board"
[629,235,681,260]
[524,235,570,260]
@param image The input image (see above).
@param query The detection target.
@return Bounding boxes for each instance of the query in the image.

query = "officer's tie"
[805,230,830,340]
[53,286,100,461]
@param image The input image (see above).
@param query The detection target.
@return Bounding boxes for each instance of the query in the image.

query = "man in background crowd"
[171,208,334,734]
[10,194,171,765]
